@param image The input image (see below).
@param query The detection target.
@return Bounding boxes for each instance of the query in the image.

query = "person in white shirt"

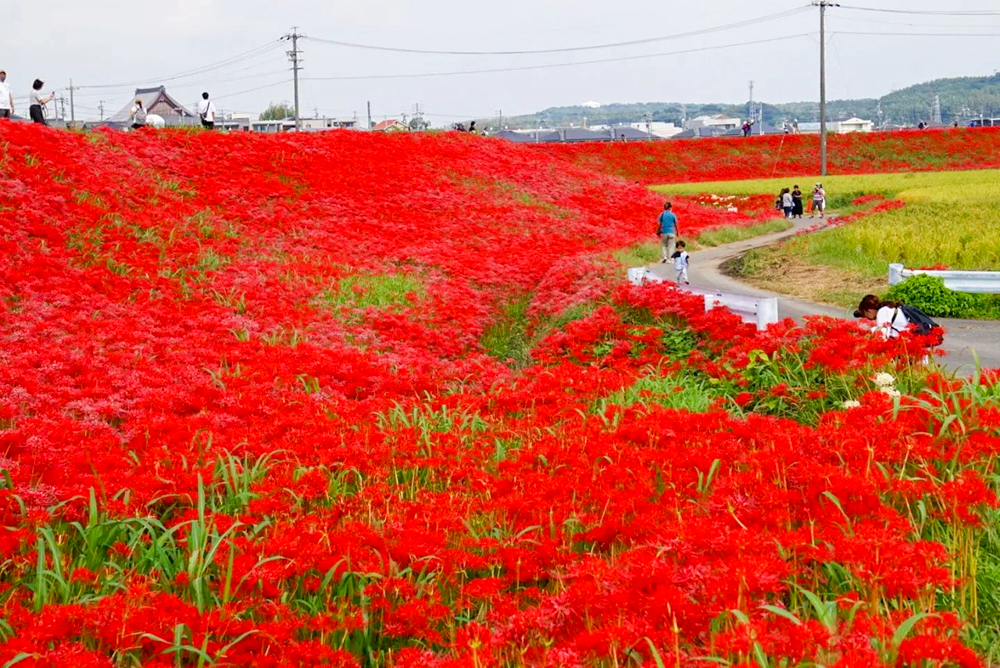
[197,92,217,129]
[129,99,147,130]
[811,182,827,218]
[0,71,14,119]
[29,79,55,125]
[671,240,690,285]
[854,295,909,339]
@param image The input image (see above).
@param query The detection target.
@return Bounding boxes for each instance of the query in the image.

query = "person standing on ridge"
[130,99,147,130]
[0,71,14,119]
[781,188,793,219]
[198,92,217,129]
[811,182,827,219]
[657,202,679,264]
[791,184,804,219]
[29,79,54,125]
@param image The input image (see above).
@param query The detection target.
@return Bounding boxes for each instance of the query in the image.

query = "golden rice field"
[655,169,1000,274]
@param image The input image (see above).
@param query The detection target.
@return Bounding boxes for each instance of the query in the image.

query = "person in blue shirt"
[657,202,679,263]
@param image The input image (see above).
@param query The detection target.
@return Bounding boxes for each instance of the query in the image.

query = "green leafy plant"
[886,273,1000,319]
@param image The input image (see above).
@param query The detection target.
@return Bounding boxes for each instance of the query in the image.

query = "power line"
[212,79,291,102]
[303,7,812,56]
[831,13,1000,28]
[834,30,1000,37]
[303,34,812,81]
[76,41,283,90]
[839,4,1000,16]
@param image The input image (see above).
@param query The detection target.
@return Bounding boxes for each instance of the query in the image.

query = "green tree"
[260,102,295,121]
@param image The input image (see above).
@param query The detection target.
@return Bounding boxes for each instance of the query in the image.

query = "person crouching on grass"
[657,202,678,264]
[854,295,909,339]
[671,241,690,285]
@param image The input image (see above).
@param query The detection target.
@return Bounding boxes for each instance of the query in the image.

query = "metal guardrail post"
[627,267,648,286]
[629,268,780,330]
[888,263,905,286]
[756,298,779,330]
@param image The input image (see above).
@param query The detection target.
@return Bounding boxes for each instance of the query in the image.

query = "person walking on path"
[791,185,804,219]
[781,188,794,219]
[671,240,690,284]
[29,80,54,125]
[657,202,679,264]
[198,92,217,129]
[811,182,826,218]
[0,71,14,119]
[129,99,147,130]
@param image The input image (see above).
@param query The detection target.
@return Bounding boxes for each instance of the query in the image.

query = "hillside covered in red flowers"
[1,124,997,667]
[536,127,1000,184]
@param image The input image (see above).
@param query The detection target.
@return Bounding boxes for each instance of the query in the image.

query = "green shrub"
[886,273,1000,319]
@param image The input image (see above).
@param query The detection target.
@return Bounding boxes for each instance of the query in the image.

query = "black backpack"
[895,305,942,344]
[898,305,937,335]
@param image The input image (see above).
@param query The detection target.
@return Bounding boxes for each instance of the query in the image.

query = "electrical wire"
[303,34,811,81]
[304,6,812,56]
[838,5,1000,17]
[212,79,291,101]
[831,13,1000,29]
[69,67,293,101]
[76,41,284,90]
[834,30,1000,37]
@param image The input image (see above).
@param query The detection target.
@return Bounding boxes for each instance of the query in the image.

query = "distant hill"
[494,74,1000,130]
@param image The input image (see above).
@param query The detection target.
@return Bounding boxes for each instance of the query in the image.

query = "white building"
[628,121,683,139]
[684,114,741,131]
[797,118,874,134]
[835,117,874,133]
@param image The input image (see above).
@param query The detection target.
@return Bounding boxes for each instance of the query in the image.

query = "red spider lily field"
[2,123,1000,667]
[536,127,1000,184]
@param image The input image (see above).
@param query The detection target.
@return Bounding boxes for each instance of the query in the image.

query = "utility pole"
[497,109,503,130]
[69,80,76,124]
[283,28,304,131]
[748,80,754,125]
[816,1,839,176]
[99,101,105,121]
[367,101,372,130]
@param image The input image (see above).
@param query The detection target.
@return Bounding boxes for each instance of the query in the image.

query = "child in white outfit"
[671,241,690,285]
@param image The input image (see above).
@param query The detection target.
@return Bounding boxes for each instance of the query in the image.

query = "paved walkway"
[647,217,1000,372]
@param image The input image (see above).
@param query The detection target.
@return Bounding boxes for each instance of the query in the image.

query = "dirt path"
[646,217,1000,373]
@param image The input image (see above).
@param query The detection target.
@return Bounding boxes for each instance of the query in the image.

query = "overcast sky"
[4,0,999,125]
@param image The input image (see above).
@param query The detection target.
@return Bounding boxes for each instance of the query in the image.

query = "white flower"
[873,373,895,388]
[882,388,902,398]
[842,400,862,409]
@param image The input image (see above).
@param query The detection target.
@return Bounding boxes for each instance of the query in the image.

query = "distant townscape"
[10,73,1000,143]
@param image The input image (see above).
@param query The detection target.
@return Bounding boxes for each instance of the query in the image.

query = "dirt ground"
[723,247,886,309]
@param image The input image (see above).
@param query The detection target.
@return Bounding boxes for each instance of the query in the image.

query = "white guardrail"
[628,267,780,331]
[889,263,1000,294]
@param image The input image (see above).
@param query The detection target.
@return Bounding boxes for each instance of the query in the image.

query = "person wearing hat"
[811,182,826,219]
[0,71,14,119]
[29,79,54,125]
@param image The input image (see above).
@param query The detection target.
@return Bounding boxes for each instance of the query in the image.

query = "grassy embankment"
[655,170,1000,314]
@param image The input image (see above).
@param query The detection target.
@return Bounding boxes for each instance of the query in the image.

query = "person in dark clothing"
[29,79,54,125]
[791,185,804,219]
